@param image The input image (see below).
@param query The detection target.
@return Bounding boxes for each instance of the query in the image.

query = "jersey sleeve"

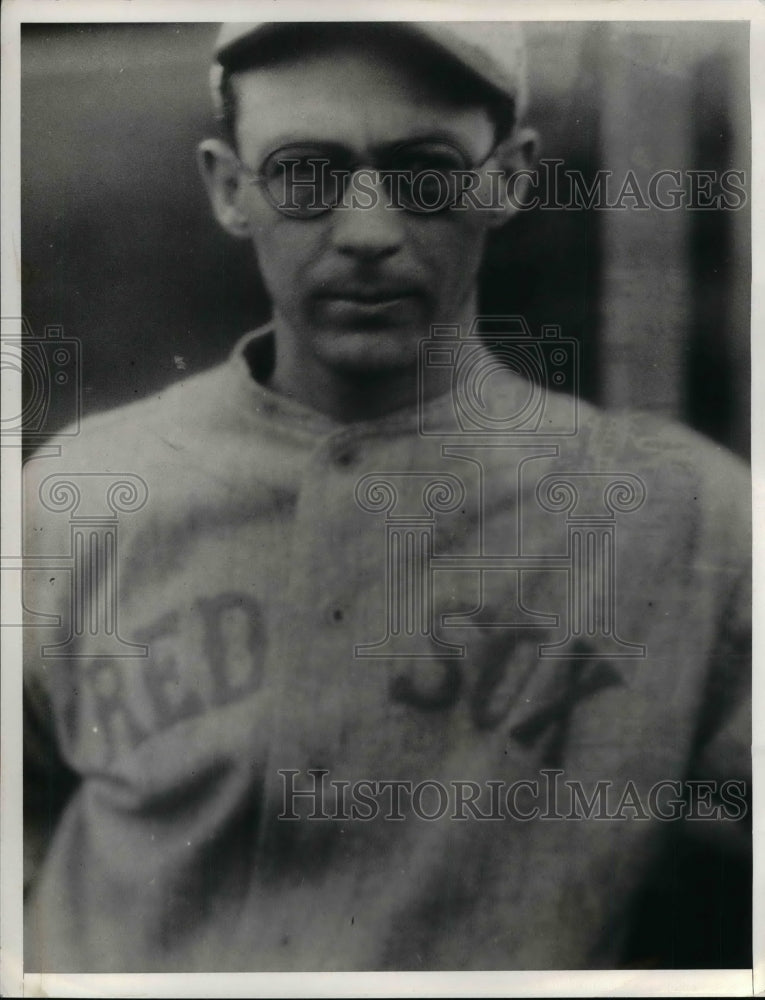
[22,447,79,892]
[683,450,751,856]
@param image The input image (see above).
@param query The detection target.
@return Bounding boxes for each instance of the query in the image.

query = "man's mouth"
[315,287,421,324]
[319,285,418,303]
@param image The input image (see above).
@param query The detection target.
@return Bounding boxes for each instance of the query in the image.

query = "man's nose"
[330,171,405,259]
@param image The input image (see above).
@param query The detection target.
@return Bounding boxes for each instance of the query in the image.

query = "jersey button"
[324,602,349,625]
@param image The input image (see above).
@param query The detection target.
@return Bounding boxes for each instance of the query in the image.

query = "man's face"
[207,38,509,382]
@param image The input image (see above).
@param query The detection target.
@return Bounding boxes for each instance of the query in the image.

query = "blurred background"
[20,20,750,456]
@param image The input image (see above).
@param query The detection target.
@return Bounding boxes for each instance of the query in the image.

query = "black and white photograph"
[1,1,761,995]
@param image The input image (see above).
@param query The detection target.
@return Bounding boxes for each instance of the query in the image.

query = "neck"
[271,362,450,424]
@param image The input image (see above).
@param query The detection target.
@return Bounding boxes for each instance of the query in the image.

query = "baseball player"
[23,22,751,972]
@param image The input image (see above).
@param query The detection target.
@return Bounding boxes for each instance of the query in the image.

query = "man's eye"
[263,154,343,212]
[276,157,326,180]
[398,159,458,175]
[391,144,466,175]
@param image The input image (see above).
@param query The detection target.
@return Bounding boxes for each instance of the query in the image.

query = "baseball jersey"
[23,327,751,971]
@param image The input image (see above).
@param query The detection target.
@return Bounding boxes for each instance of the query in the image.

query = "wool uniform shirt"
[23,329,751,972]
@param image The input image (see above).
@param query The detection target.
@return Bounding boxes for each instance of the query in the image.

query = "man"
[23,22,751,972]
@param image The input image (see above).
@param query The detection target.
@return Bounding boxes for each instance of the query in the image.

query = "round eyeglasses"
[234,138,499,218]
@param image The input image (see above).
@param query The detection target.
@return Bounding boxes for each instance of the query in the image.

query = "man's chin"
[313,328,421,374]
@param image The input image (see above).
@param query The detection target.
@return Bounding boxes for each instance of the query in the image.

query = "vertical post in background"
[729,36,751,458]
[686,27,750,457]
[597,22,693,419]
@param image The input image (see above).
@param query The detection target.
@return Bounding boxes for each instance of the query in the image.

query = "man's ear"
[486,126,539,228]
[196,138,252,240]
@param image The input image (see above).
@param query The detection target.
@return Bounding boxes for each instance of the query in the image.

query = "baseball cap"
[210,21,527,120]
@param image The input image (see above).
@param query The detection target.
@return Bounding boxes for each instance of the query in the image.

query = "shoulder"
[21,363,237,542]
[582,407,750,499]
[24,362,237,477]
[580,407,751,567]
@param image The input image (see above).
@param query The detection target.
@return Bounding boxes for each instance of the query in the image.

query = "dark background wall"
[20,22,750,456]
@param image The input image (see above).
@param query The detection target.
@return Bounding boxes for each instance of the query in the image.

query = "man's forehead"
[210,21,527,120]
[231,50,497,157]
